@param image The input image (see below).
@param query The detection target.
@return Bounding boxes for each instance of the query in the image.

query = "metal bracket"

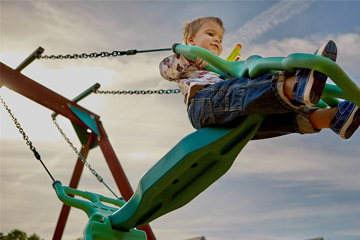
[51,83,101,119]
[16,47,44,72]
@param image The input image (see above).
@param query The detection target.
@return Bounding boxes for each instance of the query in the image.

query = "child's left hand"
[195,58,208,69]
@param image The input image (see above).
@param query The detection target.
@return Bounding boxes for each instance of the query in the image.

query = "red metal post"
[96,121,156,240]
[96,122,134,200]
[53,132,96,240]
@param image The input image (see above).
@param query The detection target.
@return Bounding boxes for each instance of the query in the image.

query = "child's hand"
[195,58,208,69]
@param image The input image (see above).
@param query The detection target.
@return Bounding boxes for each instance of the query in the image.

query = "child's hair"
[182,16,225,45]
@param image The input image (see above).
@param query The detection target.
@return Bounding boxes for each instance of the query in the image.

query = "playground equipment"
[1,43,359,240]
[0,47,156,240]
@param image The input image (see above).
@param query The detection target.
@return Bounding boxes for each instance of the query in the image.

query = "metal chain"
[41,48,172,60]
[95,88,180,95]
[0,93,119,198]
[51,116,119,199]
[0,94,56,182]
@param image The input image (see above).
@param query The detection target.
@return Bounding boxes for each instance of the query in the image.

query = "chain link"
[0,94,55,182]
[51,116,119,198]
[95,88,180,95]
[41,48,171,60]
[1,96,32,147]
[0,94,119,198]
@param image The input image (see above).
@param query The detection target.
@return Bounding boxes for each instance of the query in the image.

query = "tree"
[0,229,42,240]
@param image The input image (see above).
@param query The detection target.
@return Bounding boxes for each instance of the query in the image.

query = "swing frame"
[0,55,156,240]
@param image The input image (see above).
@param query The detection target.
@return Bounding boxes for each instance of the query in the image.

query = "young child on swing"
[160,16,360,140]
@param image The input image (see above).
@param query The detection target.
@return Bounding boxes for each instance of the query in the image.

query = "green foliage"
[0,229,42,240]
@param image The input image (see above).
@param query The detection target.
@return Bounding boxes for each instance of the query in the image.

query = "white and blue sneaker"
[330,101,360,139]
[292,40,337,106]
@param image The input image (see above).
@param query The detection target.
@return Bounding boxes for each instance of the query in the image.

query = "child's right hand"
[195,58,208,69]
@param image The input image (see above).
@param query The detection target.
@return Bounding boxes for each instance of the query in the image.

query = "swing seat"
[109,114,265,230]
[54,114,265,237]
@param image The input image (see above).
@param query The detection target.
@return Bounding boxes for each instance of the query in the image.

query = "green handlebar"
[172,44,360,107]
[53,181,125,219]
[53,181,147,240]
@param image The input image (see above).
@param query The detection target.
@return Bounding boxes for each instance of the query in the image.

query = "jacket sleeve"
[159,54,193,82]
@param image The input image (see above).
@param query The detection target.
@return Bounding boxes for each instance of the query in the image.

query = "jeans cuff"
[296,107,321,134]
[274,71,303,110]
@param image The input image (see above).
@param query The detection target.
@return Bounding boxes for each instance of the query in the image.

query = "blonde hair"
[182,16,225,45]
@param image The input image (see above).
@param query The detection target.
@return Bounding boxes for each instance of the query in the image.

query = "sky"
[0,0,360,240]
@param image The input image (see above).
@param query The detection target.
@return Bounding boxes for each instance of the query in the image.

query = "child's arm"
[195,58,208,69]
[160,54,196,81]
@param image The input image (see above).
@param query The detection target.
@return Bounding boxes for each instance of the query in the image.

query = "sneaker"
[330,101,360,139]
[292,40,337,106]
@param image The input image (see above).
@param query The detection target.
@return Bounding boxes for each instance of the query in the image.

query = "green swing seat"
[109,114,264,230]
[53,113,264,239]
[54,44,360,240]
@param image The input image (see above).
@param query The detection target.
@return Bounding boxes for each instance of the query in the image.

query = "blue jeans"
[187,72,319,140]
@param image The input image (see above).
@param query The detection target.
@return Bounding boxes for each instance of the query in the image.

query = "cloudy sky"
[1,0,360,240]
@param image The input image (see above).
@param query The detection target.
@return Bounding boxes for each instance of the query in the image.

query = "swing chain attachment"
[0,94,56,182]
[51,116,120,199]
[40,48,172,60]
[94,88,180,95]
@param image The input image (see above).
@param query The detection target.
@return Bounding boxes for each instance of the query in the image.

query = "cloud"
[227,0,314,46]
[1,1,122,54]
[226,132,360,191]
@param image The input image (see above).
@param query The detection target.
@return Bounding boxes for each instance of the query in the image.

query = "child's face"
[187,20,224,56]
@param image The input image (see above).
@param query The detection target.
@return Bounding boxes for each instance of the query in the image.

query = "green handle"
[173,44,360,107]
[53,181,125,218]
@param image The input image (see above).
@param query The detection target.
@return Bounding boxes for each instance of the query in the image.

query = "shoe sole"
[340,106,360,139]
[304,40,337,105]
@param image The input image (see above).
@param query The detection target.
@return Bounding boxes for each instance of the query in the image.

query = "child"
[160,16,360,140]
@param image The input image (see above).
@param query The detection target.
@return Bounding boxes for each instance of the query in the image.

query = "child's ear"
[187,36,195,46]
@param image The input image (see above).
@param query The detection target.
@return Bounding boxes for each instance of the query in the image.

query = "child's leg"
[290,40,337,106]
[301,101,360,139]
[309,107,338,130]
[283,75,296,101]
[252,107,321,140]
[187,72,301,129]
[252,112,306,140]
[253,103,359,140]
